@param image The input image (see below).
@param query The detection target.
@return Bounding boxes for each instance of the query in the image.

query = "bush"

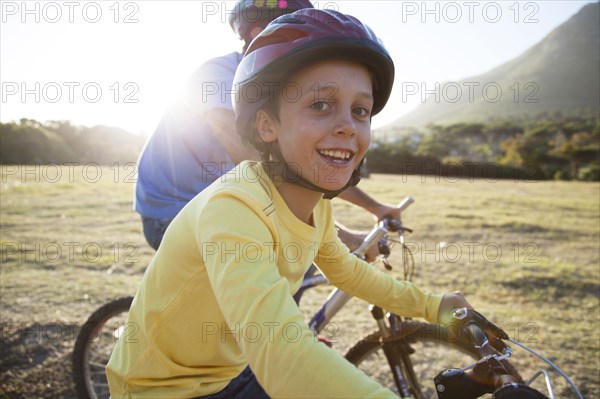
[577,164,600,181]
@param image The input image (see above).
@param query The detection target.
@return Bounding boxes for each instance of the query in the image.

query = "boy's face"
[257,60,373,192]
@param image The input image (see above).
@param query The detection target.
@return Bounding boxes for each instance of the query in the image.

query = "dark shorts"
[195,366,270,399]
[141,216,173,250]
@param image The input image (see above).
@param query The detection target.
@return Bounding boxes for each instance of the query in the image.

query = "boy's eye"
[311,101,330,111]
[353,107,371,118]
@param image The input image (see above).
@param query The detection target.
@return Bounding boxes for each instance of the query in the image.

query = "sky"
[1,0,597,134]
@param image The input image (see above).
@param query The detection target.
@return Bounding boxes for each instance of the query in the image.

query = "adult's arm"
[338,185,402,221]
[204,108,260,163]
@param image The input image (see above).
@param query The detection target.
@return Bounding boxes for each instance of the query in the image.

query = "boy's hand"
[437,292,473,325]
[438,292,475,343]
[437,293,508,352]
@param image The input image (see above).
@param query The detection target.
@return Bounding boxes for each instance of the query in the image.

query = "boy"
[107,9,477,398]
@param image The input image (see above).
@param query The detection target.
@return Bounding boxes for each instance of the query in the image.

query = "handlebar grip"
[464,320,489,350]
[397,197,415,212]
[452,308,509,341]
[493,383,550,399]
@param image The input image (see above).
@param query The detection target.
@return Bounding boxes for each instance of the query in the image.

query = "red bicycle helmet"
[234,8,395,139]
[229,0,314,44]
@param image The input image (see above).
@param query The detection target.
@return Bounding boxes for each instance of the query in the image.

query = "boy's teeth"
[319,150,351,159]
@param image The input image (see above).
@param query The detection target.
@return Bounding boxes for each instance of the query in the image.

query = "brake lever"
[382,218,413,233]
[452,308,510,341]
[387,218,402,232]
[378,238,391,257]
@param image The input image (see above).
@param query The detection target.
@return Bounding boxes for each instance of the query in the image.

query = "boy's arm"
[198,193,399,399]
[318,249,443,322]
[316,215,443,323]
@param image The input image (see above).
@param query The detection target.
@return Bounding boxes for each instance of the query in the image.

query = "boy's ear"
[256,109,278,143]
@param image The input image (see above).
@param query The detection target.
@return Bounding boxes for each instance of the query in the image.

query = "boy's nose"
[334,110,357,137]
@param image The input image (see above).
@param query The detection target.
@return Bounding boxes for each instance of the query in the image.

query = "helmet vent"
[274,14,306,24]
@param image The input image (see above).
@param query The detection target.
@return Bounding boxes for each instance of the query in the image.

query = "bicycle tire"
[72,296,133,399]
[345,321,521,399]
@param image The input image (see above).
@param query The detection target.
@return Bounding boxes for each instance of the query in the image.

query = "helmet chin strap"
[264,142,363,200]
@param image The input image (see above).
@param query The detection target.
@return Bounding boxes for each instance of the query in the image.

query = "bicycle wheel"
[72,296,133,399]
[345,321,520,399]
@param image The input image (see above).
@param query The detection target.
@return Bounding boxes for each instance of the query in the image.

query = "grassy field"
[1,165,598,398]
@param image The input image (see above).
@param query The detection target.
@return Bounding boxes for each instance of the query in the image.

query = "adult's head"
[229,0,314,49]
[233,8,395,198]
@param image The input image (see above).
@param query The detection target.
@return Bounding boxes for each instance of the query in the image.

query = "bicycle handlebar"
[434,308,550,399]
[435,364,549,399]
[396,196,415,212]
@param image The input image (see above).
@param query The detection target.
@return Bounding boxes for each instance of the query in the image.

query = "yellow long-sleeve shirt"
[106,161,443,398]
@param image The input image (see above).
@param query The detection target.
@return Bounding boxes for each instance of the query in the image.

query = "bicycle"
[72,197,582,399]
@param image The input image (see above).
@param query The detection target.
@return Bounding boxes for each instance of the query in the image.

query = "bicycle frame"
[301,272,419,396]
[303,220,394,335]
[307,279,352,333]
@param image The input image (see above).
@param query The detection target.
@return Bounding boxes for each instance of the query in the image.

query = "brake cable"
[508,338,583,399]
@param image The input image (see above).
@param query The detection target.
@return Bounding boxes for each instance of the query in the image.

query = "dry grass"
[1,166,598,398]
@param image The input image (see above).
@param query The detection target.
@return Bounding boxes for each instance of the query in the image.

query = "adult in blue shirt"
[135,0,403,258]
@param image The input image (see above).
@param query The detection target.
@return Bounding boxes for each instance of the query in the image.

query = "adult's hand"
[336,225,380,262]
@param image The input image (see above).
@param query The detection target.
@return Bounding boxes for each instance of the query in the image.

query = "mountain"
[390,2,600,129]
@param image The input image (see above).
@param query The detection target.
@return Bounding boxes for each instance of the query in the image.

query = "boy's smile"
[257,59,373,193]
[316,148,354,165]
